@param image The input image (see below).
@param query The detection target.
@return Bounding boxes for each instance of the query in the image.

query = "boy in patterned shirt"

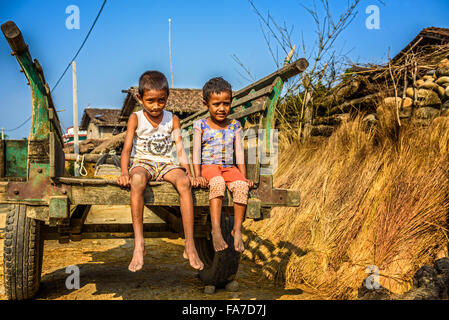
[193,77,254,253]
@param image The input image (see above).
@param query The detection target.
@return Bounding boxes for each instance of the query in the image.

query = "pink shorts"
[201,165,246,185]
[201,165,249,204]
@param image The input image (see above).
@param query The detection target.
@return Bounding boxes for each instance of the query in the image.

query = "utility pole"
[169,18,174,88]
[72,61,80,176]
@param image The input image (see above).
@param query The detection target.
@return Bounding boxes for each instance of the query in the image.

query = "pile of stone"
[377,57,449,123]
[304,53,449,137]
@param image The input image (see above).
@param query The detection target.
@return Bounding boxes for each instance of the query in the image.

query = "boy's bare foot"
[231,229,245,252]
[211,229,228,251]
[128,245,146,272]
[184,240,204,270]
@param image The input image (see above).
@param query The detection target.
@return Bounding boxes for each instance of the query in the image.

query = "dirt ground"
[0,205,315,300]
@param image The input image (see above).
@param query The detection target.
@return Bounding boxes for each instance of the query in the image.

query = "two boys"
[117,71,250,272]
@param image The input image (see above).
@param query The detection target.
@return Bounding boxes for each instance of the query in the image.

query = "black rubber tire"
[195,214,241,288]
[3,204,44,300]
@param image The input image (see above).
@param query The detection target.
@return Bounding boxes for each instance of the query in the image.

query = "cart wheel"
[194,214,240,288]
[3,204,44,300]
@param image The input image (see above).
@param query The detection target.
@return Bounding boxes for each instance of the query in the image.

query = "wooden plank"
[231,84,273,109]
[326,89,395,116]
[42,221,210,240]
[149,206,182,234]
[228,103,265,121]
[47,107,64,146]
[5,140,28,178]
[68,205,91,234]
[0,140,4,178]
[181,111,209,129]
[1,21,28,53]
[232,58,308,100]
[56,176,163,186]
[49,132,65,177]
[42,231,179,240]
[49,196,69,226]
[246,198,261,219]
[244,129,259,183]
[70,183,234,207]
[65,153,120,163]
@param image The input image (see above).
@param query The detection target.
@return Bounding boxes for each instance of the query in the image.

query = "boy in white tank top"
[117,71,204,272]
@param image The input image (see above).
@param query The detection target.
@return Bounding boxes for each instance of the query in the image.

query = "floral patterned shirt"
[193,118,242,167]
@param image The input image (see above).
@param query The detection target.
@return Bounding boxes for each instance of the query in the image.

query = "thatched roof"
[80,108,126,130]
[392,27,449,63]
[119,87,206,124]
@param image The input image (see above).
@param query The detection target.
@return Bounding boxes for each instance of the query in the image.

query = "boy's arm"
[117,113,137,187]
[235,128,253,187]
[192,125,201,178]
[172,115,194,178]
[192,124,208,187]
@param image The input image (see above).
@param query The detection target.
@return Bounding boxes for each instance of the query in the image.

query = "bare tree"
[233,0,368,140]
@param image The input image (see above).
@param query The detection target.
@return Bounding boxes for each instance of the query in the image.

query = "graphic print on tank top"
[143,132,172,156]
[131,110,175,163]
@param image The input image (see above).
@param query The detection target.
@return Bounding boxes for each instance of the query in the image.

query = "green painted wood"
[2,21,56,181]
[262,77,283,151]
[5,140,28,178]
[246,198,261,219]
[15,51,50,141]
[49,196,69,219]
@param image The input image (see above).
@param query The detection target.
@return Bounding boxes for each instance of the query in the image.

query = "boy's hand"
[196,176,209,188]
[246,179,254,188]
[188,176,199,188]
[117,173,131,187]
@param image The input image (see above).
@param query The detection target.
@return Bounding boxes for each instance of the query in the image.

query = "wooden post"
[72,61,80,176]
[410,61,418,121]
[168,18,174,88]
[302,75,312,141]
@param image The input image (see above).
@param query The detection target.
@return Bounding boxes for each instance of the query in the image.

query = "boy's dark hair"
[202,77,232,103]
[138,71,169,97]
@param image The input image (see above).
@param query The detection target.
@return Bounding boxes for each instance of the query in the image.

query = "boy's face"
[137,89,168,118]
[204,91,231,122]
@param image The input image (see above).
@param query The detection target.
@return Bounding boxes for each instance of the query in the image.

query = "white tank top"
[130,110,175,163]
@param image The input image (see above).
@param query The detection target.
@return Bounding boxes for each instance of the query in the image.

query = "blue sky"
[1,0,449,138]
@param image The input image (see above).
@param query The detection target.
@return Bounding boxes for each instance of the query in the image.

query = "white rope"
[76,154,88,176]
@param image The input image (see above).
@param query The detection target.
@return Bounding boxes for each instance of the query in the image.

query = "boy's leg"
[230,202,246,253]
[162,168,204,270]
[128,167,150,272]
[210,195,228,251]
[225,167,249,252]
[202,165,228,252]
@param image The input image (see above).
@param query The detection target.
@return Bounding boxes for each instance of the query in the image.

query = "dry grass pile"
[243,112,449,299]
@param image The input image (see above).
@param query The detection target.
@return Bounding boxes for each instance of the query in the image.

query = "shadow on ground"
[242,228,311,288]
[33,233,310,300]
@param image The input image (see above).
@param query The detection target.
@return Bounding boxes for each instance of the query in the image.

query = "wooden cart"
[0,21,308,300]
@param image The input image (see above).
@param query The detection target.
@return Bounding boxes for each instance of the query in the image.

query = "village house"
[80,107,126,139]
[114,87,206,134]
